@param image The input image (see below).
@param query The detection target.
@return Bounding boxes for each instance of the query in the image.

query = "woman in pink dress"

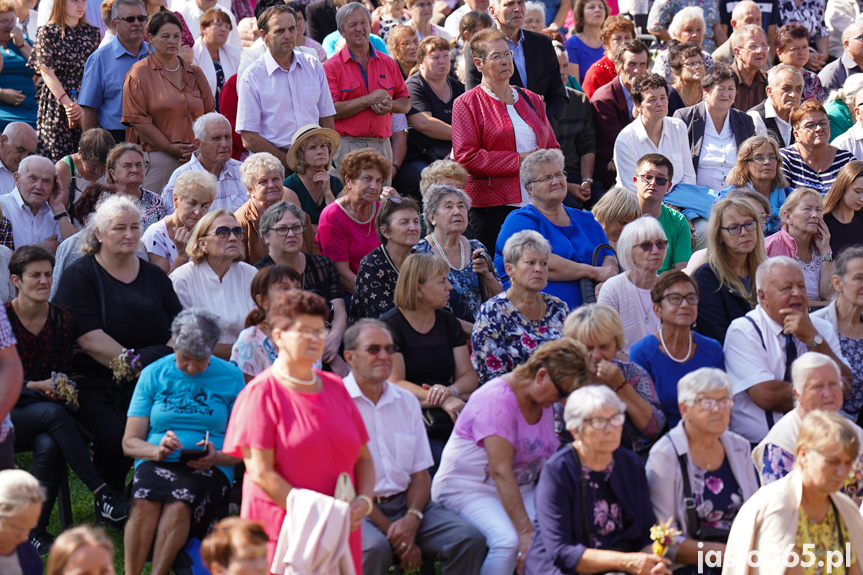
[222,290,374,574]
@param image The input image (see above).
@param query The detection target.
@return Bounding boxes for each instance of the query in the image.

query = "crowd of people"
[0,0,861,572]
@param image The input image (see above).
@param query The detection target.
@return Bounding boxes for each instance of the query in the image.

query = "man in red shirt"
[324,3,410,184]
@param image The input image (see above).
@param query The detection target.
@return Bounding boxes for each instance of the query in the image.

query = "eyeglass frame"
[530,170,567,185]
[207,226,245,239]
[268,224,306,237]
[719,219,758,236]
[660,293,700,306]
[582,412,626,430]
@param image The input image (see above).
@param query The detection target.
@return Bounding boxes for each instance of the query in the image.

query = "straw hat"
[286,124,341,171]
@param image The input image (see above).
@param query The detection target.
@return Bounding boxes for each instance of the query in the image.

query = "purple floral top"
[471,292,568,384]
[581,460,625,548]
[802,68,827,103]
[692,457,742,530]
[763,444,863,495]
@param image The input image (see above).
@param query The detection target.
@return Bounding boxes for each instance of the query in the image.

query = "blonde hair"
[393,253,449,311]
[45,526,114,575]
[706,198,765,306]
[795,410,860,462]
[0,469,44,518]
[512,338,591,393]
[591,187,641,230]
[780,187,823,224]
[174,170,218,203]
[186,208,244,263]
[563,303,625,352]
[240,152,284,190]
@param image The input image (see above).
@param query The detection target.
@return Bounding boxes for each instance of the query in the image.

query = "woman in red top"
[581,15,634,98]
[451,28,558,254]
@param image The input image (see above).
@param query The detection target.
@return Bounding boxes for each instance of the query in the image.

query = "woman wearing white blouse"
[169,209,257,360]
[613,72,697,191]
[192,8,241,104]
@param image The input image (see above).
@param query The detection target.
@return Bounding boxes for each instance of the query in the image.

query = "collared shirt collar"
[109,36,151,59]
[506,28,525,49]
[190,152,236,181]
[632,117,670,143]
[11,187,50,216]
[755,304,786,339]
[842,52,863,73]
[343,372,395,407]
[620,81,633,115]
[264,47,304,75]
[852,122,863,141]
[341,42,379,63]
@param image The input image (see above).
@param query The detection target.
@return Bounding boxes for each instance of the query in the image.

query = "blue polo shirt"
[79,37,151,131]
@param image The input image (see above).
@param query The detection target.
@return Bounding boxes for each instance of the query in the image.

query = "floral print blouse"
[139,189,167,233]
[803,68,827,102]
[763,443,863,494]
[229,325,277,379]
[691,457,743,531]
[471,292,568,384]
[838,334,863,420]
[796,505,857,575]
[581,460,626,549]
[647,0,721,53]
[779,0,829,41]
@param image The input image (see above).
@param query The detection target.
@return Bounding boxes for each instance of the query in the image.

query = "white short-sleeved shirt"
[614,116,698,190]
[169,260,257,344]
[160,154,248,215]
[141,219,177,267]
[344,373,434,497]
[725,305,847,443]
[748,99,793,148]
[0,188,60,248]
[833,123,863,160]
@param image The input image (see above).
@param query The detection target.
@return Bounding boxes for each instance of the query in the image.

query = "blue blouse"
[628,332,725,427]
[564,35,604,83]
[0,44,37,128]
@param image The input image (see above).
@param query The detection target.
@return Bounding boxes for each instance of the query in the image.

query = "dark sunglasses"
[358,344,397,355]
[549,373,571,400]
[638,174,670,187]
[209,226,245,239]
[115,15,148,22]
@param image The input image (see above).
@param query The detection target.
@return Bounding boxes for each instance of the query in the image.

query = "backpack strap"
[743,315,775,429]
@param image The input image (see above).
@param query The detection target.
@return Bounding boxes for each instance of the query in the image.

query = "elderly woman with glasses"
[415,184,502,333]
[646,368,759,574]
[564,304,666,457]
[169,209,257,360]
[765,187,834,302]
[122,308,244,575]
[524,385,672,575]
[629,271,725,428]
[432,339,591,575]
[781,100,855,194]
[494,149,618,311]
[598,217,667,353]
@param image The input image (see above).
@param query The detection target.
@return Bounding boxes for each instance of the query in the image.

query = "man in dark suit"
[306,0,338,43]
[591,39,649,190]
[462,0,567,122]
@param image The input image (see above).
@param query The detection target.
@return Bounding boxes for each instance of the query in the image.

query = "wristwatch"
[582,178,594,184]
[807,334,824,351]
[53,211,69,221]
[822,252,834,262]
[406,508,424,522]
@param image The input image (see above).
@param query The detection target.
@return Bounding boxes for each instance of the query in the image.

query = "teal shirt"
[826,99,853,143]
[658,204,692,273]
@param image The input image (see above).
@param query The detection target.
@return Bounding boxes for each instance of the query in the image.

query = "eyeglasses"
[548,373,571,400]
[115,14,148,22]
[682,59,705,69]
[531,171,567,185]
[269,224,305,236]
[483,50,514,63]
[638,174,670,187]
[693,397,734,411]
[288,327,328,339]
[357,344,397,355]
[208,226,245,239]
[398,39,420,47]
[661,293,699,306]
[634,239,668,252]
[747,155,779,164]
[583,412,626,430]
[800,121,830,132]
[720,220,757,236]
[742,43,770,53]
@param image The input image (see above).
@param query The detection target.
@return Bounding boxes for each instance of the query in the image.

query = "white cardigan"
[193,38,241,98]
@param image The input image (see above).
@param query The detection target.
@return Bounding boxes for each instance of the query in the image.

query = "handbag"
[334,472,355,503]
[579,243,616,305]
[676,452,730,543]
[422,407,455,441]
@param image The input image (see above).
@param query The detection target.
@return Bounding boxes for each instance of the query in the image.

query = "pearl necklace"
[657,325,693,363]
[431,233,465,270]
[273,362,318,387]
[163,57,181,72]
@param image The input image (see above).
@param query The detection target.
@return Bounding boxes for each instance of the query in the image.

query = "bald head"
[842,22,863,42]
[0,123,37,174]
[730,1,760,29]
[842,23,863,66]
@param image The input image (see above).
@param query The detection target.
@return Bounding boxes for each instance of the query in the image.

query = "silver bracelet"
[447,385,460,399]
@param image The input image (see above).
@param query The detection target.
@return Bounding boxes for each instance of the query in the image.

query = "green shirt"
[657,204,692,273]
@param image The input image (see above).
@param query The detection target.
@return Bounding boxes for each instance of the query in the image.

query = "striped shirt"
[779,145,855,195]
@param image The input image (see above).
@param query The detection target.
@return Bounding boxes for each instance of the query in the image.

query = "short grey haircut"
[502,230,551,265]
[525,1,546,21]
[755,255,800,291]
[563,385,626,433]
[669,6,705,39]
[767,63,802,88]
[791,352,842,395]
[336,2,371,31]
[616,215,667,270]
[343,318,392,351]
[260,200,304,237]
[240,152,285,190]
[520,148,565,190]
[732,23,765,49]
[1,121,35,142]
[79,195,143,255]
[17,155,54,176]
[192,112,231,141]
[677,367,732,407]
[171,309,221,358]
[111,0,146,20]
[0,470,45,519]
[422,184,471,232]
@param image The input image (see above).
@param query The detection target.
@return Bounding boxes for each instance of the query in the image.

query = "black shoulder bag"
[580,244,616,305]
[675,451,730,543]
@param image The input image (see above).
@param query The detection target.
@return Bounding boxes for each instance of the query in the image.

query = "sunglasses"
[357,344,397,355]
[115,15,148,22]
[635,240,669,252]
[638,174,670,187]
[209,226,245,239]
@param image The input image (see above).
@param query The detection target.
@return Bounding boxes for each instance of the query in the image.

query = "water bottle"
[67,89,79,130]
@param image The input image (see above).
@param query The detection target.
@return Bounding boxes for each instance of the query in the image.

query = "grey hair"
[552,40,567,59]
[343,318,392,351]
[17,155,54,176]
[767,63,802,88]
[336,2,371,31]
[174,170,218,202]
[826,72,863,107]
[0,470,45,519]
[669,6,704,39]
[563,385,626,433]
[677,367,732,406]
[1,121,35,141]
[525,1,546,20]
[502,229,551,265]
[422,184,471,232]
[192,112,231,141]
[111,0,146,20]
[171,309,221,358]
[260,200,304,237]
[616,215,667,270]
[240,152,285,190]
[732,23,765,49]
[520,148,565,190]
[791,352,842,395]
[79,195,143,255]
[755,255,799,290]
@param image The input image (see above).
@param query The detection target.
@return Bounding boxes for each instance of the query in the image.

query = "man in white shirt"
[161,113,247,213]
[176,0,242,47]
[238,5,335,171]
[748,64,803,148]
[0,122,36,195]
[833,87,863,158]
[0,156,78,253]
[444,0,490,38]
[343,319,486,575]
[725,256,852,444]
